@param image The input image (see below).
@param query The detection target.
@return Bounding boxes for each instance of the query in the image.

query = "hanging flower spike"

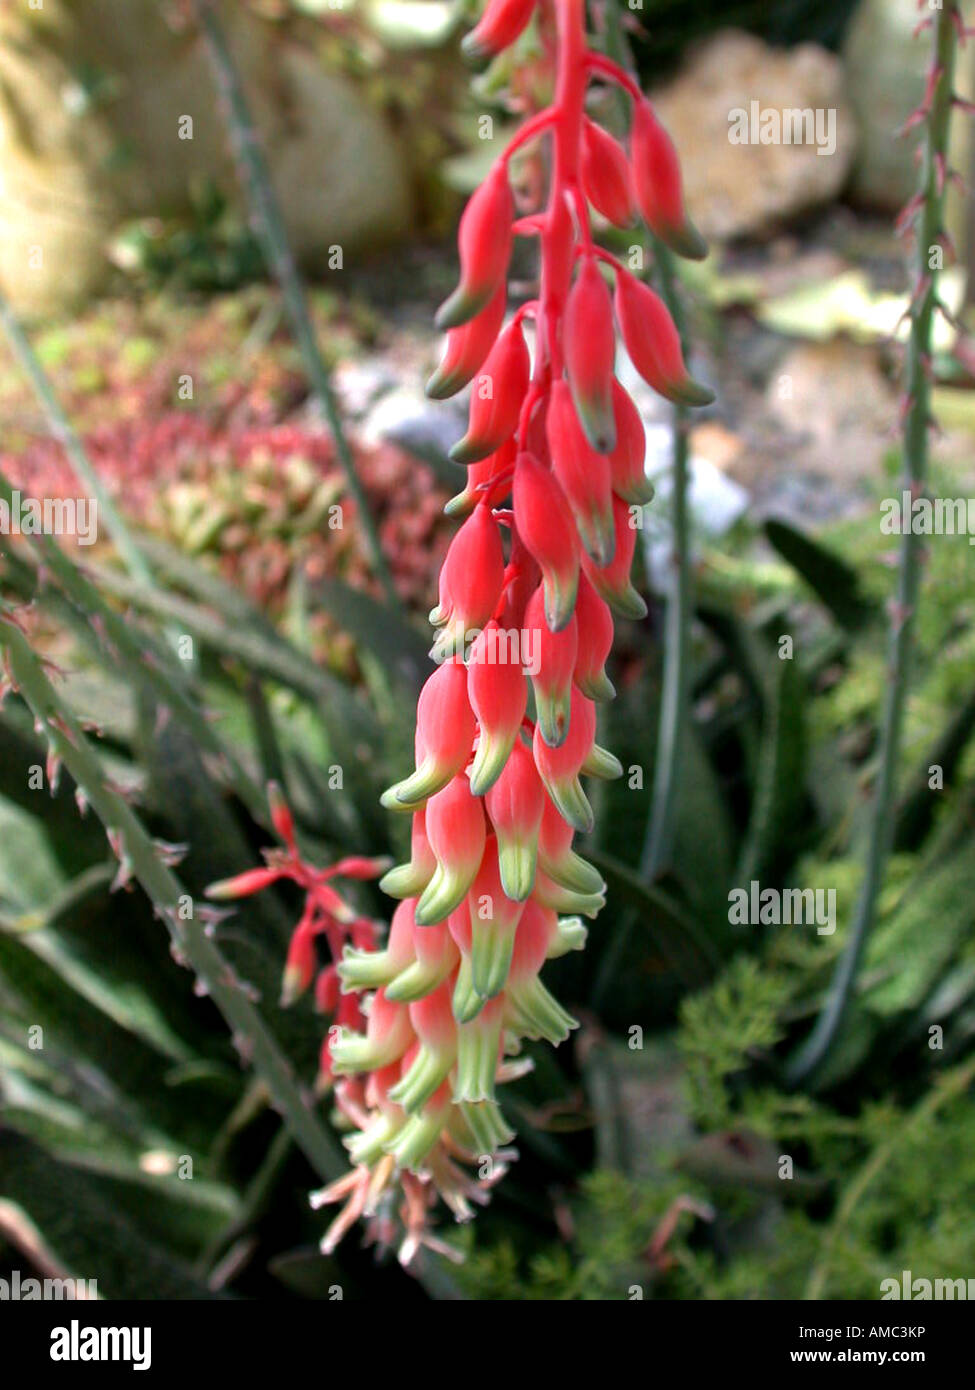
[309,0,712,1262]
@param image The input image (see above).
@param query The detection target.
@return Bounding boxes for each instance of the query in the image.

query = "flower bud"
[281,923,317,1005]
[631,98,707,261]
[315,964,341,1014]
[426,283,506,400]
[512,452,579,632]
[573,573,616,701]
[468,620,528,795]
[538,794,605,895]
[379,809,436,899]
[581,119,636,228]
[330,989,413,1075]
[415,773,487,925]
[546,378,616,566]
[444,436,515,518]
[615,268,714,408]
[338,898,416,993]
[437,161,514,330]
[466,838,526,999]
[388,983,458,1112]
[504,901,577,1045]
[385,915,458,1004]
[608,378,653,507]
[485,736,546,900]
[524,582,577,748]
[564,258,617,453]
[450,319,531,465]
[430,504,505,662]
[462,0,536,62]
[532,687,597,833]
[580,493,647,619]
[454,994,505,1103]
[381,660,475,809]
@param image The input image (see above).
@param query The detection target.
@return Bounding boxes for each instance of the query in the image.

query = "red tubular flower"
[430,503,505,661]
[450,318,531,465]
[537,793,604,895]
[504,900,577,1045]
[444,437,515,519]
[465,838,527,999]
[581,118,636,228]
[531,686,597,832]
[615,267,714,408]
[484,736,546,900]
[379,809,436,899]
[381,659,476,809]
[468,620,528,795]
[630,97,707,261]
[573,573,616,701]
[524,582,578,748]
[426,283,507,400]
[608,378,653,507]
[580,491,648,619]
[512,451,580,631]
[436,161,514,330]
[339,897,417,993]
[546,378,616,566]
[461,0,536,62]
[330,989,413,1074]
[564,258,617,454]
[385,916,458,1004]
[414,773,487,925]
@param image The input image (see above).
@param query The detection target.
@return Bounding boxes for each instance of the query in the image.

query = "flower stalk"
[787,0,962,1086]
[218,0,711,1261]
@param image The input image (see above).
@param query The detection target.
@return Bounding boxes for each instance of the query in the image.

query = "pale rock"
[0,0,413,317]
[652,31,856,243]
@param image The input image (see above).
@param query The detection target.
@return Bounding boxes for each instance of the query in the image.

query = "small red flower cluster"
[216,0,711,1262]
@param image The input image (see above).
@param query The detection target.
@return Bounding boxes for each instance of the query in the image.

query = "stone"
[651,31,856,243]
[842,0,973,249]
[841,0,927,211]
[0,0,414,317]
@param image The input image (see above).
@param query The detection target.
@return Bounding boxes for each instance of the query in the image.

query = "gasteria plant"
[214,0,712,1263]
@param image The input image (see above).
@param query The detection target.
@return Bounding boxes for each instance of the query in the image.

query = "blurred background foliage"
[0,0,974,1300]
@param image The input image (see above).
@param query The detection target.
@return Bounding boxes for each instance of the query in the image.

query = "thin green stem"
[190,0,400,612]
[0,290,155,590]
[0,616,345,1183]
[643,244,692,881]
[786,6,957,1087]
[600,1,694,880]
